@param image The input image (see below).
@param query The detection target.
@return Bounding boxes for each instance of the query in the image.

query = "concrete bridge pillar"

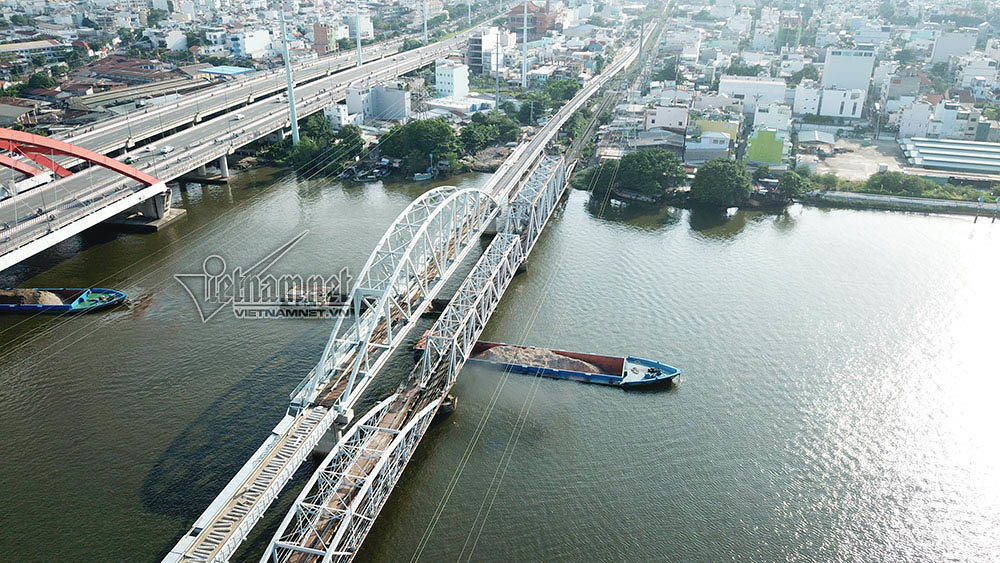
[135,190,172,219]
[312,408,354,458]
[197,164,207,176]
[218,155,230,178]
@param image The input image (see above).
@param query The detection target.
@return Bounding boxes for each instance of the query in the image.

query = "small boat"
[0,288,127,314]
[412,172,434,181]
[415,336,680,389]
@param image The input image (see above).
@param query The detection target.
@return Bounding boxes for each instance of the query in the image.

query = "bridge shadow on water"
[142,317,431,560]
[140,324,329,548]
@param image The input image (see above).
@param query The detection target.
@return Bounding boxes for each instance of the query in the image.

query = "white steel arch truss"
[263,395,440,563]
[293,185,501,412]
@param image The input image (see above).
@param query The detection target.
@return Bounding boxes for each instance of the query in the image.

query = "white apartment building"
[344,12,374,40]
[230,29,270,59]
[822,44,875,95]
[718,75,787,113]
[345,84,411,122]
[931,28,978,64]
[644,105,688,132]
[435,59,469,98]
[818,88,864,119]
[897,100,937,139]
[958,56,998,88]
[792,81,821,115]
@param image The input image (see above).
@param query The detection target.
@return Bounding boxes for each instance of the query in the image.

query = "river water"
[1,168,998,562]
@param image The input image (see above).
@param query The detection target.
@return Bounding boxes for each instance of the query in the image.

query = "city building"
[229,29,271,59]
[931,28,978,64]
[345,11,374,40]
[818,89,864,119]
[718,75,787,114]
[435,59,469,98]
[644,105,688,133]
[684,130,732,164]
[506,1,561,41]
[822,44,875,95]
[467,27,508,75]
[0,39,72,61]
[792,81,821,115]
[753,103,791,132]
[345,83,411,122]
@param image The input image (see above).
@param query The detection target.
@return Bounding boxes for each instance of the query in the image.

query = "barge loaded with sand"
[416,334,681,389]
[0,288,126,314]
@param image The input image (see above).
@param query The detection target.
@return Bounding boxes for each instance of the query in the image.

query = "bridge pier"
[312,408,354,457]
[197,164,207,176]
[106,189,186,232]
[218,155,230,178]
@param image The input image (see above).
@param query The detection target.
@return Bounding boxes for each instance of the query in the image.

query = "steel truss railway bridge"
[163,39,640,563]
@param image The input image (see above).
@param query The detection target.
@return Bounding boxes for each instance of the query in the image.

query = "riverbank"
[801,190,1000,217]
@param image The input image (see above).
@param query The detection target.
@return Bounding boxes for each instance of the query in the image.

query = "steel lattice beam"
[293,186,501,412]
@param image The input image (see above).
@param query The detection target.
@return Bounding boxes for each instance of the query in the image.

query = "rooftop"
[900,137,1000,175]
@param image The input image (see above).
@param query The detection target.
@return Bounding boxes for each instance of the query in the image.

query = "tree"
[147,9,168,27]
[543,78,580,102]
[379,118,461,174]
[31,55,47,68]
[690,158,751,206]
[752,165,771,182]
[26,73,57,89]
[894,49,917,65]
[776,171,806,200]
[335,124,364,161]
[616,148,687,197]
[516,92,551,124]
[81,17,99,29]
[461,122,492,153]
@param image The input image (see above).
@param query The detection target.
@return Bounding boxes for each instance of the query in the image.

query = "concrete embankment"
[801,191,1000,217]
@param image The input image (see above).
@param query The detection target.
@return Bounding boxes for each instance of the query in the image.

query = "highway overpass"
[0,33,471,273]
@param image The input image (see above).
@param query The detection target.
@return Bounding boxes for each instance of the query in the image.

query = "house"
[684,130,732,164]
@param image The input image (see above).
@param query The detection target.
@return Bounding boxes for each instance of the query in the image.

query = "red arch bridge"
[0,128,168,272]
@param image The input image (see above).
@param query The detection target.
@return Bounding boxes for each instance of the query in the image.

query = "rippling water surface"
[1,170,997,562]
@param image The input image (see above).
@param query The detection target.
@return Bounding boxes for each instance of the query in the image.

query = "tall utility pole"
[280,9,299,145]
[638,18,644,72]
[468,0,472,26]
[494,30,501,106]
[355,1,363,67]
[521,1,528,89]
[423,0,428,43]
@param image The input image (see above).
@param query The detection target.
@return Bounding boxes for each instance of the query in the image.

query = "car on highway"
[232,113,245,121]
[145,145,157,152]
[160,145,174,154]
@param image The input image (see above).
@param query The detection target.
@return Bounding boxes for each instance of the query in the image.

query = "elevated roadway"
[0,34,470,272]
